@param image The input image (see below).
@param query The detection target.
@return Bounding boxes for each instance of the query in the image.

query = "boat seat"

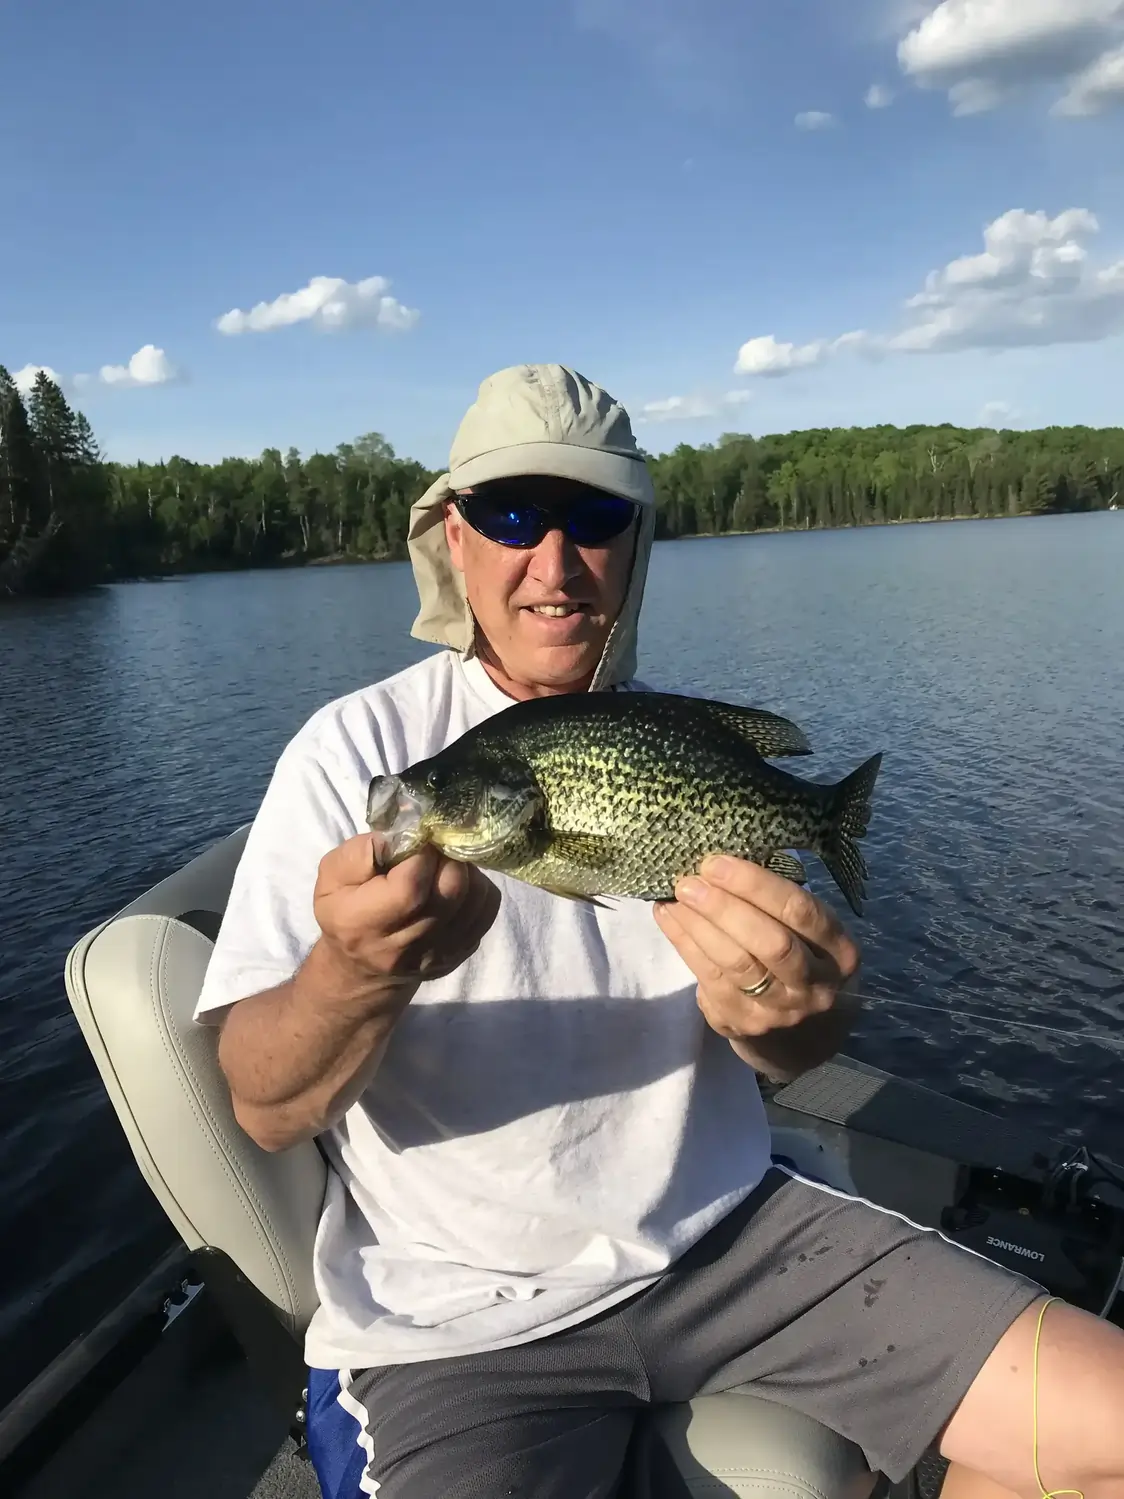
[64,828,879,1499]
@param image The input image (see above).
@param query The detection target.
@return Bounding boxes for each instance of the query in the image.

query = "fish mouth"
[366,774,432,864]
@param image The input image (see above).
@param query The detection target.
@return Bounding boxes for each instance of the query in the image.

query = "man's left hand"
[652,855,861,1041]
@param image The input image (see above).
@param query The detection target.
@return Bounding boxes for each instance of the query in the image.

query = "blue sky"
[3,0,1123,467]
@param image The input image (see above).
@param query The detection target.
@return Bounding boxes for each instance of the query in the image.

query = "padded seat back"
[64,827,326,1337]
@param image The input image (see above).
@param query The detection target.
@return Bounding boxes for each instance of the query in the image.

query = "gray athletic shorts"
[345,1166,1043,1496]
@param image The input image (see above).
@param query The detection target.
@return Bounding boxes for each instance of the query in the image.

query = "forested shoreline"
[2,364,1120,596]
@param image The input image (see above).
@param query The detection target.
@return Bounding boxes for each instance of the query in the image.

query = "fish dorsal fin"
[694,702,812,758]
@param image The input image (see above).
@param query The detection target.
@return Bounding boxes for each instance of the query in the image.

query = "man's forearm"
[217,938,415,1152]
[729,990,861,1084]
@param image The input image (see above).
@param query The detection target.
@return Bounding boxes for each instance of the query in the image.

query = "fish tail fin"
[818,752,883,917]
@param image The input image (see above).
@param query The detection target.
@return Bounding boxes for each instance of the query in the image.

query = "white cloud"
[735,336,829,375]
[1053,43,1124,113]
[898,0,1124,115]
[734,332,868,375]
[865,82,896,107]
[734,208,1124,376]
[97,345,179,388]
[216,274,419,336]
[12,364,63,396]
[11,351,177,395]
[637,389,754,424]
[979,400,1019,424]
[640,395,716,422]
[899,0,1119,78]
[795,110,836,130]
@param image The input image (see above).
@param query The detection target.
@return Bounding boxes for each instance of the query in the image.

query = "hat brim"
[449,442,654,507]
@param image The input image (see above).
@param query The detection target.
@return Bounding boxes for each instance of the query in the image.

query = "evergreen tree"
[24,371,108,591]
[0,368,40,538]
[0,368,50,594]
[73,411,102,464]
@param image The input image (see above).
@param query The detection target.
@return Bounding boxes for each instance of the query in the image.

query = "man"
[196,364,1124,1499]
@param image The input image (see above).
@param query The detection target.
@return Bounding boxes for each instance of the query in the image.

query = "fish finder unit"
[939,1149,1124,1324]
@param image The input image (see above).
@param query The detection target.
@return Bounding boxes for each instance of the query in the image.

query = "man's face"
[444,477,637,699]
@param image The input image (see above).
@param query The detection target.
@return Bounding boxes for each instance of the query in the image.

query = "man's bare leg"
[937,1297,1124,1499]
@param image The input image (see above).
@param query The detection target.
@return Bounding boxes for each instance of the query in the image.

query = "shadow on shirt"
[349,989,760,1151]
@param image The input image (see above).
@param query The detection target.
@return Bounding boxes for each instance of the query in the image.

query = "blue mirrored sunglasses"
[454,485,638,549]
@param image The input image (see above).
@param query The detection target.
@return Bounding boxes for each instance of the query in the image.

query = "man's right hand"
[313,833,502,994]
[218,836,502,1150]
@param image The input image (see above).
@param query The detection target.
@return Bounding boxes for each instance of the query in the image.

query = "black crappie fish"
[366,691,882,916]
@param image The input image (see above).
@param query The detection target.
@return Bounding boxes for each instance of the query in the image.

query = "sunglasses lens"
[476,497,539,545]
[565,495,637,546]
[458,487,637,548]
[461,495,539,546]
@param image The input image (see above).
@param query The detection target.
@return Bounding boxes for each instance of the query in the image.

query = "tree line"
[1,363,1120,596]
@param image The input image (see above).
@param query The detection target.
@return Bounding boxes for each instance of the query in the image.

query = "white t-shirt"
[195,649,772,1371]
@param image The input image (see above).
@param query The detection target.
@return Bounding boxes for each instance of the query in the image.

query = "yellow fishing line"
[1033,1297,1083,1499]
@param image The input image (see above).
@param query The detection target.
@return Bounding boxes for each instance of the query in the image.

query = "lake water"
[2,512,1122,1410]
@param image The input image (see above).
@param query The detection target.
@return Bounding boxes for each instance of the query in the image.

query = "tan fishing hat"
[407,364,656,688]
[447,363,656,503]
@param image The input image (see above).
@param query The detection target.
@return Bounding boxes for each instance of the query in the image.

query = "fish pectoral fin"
[549,830,618,869]
[535,880,613,910]
[764,851,808,885]
[532,831,617,907]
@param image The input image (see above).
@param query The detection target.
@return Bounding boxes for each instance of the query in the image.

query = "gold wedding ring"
[740,972,775,998]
